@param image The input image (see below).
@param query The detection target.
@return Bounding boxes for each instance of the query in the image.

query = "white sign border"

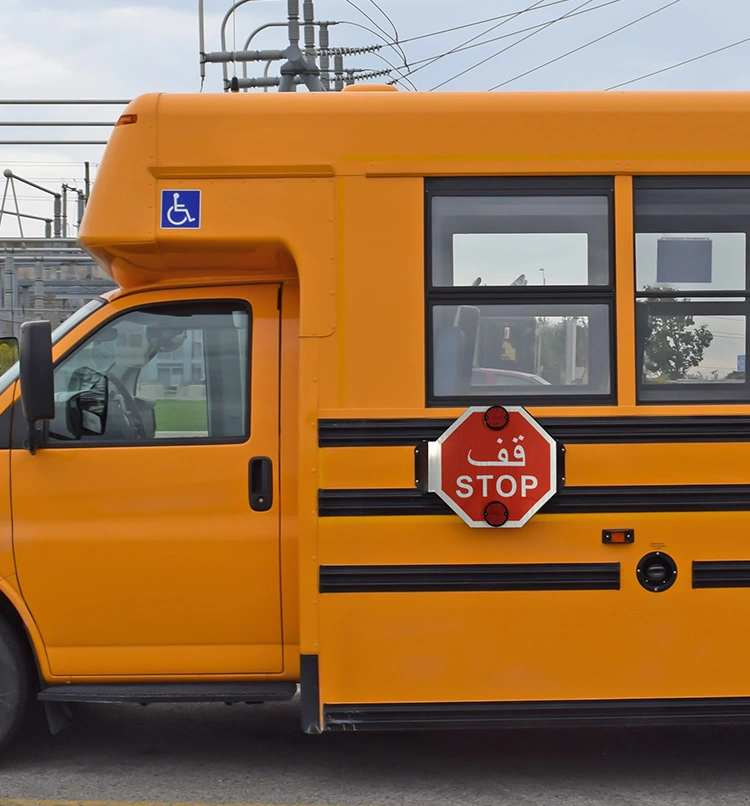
[159,188,202,230]
[427,406,558,529]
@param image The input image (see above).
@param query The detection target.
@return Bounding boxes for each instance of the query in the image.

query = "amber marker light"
[603,529,634,544]
[115,114,138,127]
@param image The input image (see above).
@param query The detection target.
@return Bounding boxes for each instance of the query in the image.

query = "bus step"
[38,682,297,705]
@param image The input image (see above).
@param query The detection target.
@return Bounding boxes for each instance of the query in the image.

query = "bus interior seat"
[433,305,480,395]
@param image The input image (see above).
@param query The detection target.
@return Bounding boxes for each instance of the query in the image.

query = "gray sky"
[1,0,749,235]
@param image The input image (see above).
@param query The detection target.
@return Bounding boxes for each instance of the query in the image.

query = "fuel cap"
[636,551,677,593]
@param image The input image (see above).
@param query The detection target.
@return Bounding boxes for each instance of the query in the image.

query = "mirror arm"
[27,422,43,456]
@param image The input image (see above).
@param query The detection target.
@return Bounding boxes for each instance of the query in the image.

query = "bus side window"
[47,301,251,444]
[426,178,614,404]
[635,179,750,403]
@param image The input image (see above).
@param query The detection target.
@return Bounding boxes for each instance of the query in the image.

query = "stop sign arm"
[414,439,439,494]
[412,406,566,529]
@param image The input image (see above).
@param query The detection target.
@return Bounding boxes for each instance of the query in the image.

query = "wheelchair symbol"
[166,192,196,226]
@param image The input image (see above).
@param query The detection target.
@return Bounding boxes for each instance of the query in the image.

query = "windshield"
[0,297,107,396]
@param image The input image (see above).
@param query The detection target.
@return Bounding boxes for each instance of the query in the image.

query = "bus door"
[10,284,283,678]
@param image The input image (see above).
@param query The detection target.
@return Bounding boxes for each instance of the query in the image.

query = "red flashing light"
[484,406,509,431]
[484,501,509,527]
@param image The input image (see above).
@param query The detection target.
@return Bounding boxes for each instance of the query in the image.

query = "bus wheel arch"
[0,589,70,741]
[0,593,34,751]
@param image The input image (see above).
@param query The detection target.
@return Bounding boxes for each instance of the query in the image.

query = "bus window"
[634,178,750,402]
[426,178,614,405]
[432,304,610,397]
[47,301,250,443]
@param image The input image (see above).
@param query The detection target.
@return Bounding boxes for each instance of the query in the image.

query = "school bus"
[2,87,750,749]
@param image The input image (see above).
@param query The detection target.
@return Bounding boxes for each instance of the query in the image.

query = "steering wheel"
[107,373,147,440]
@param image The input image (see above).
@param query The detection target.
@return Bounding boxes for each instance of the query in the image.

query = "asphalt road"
[2,697,750,805]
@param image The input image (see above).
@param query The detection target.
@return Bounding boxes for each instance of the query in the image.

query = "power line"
[368,0,411,74]
[364,0,401,49]
[344,0,409,70]
[605,33,750,90]
[0,162,96,166]
[344,0,393,45]
[0,141,107,146]
[390,1,557,83]
[369,50,419,91]
[337,20,418,89]
[395,0,576,45]
[0,122,114,127]
[406,0,557,84]
[432,0,603,91]
[0,100,129,105]
[490,0,682,90]
[390,0,622,78]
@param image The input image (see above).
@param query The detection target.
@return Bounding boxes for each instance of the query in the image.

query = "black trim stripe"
[323,697,750,731]
[300,654,321,734]
[320,489,447,517]
[37,682,297,704]
[319,562,619,593]
[319,486,750,517]
[693,561,750,589]
[320,418,453,447]
[318,416,750,447]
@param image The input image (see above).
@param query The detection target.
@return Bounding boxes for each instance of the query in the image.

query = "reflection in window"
[640,304,745,386]
[49,302,250,443]
[431,195,611,287]
[634,179,750,401]
[636,232,746,292]
[452,233,590,287]
[433,304,610,397]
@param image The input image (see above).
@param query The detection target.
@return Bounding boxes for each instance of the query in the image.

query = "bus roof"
[115,89,750,176]
[79,89,750,296]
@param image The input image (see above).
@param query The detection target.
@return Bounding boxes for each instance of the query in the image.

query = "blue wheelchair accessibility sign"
[161,190,201,229]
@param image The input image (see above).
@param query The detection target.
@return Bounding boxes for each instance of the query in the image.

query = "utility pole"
[334,53,344,91]
[3,170,62,237]
[318,23,330,91]
[201,0,323,92]
[279,0,323,92]
[303,0,316,71]
[201,0,389,92]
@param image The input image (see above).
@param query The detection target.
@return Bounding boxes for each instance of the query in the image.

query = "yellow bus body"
[4,88,750,735]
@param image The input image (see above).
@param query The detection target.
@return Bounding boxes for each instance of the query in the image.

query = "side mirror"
[19,321,54,422]
[65,368,109,439]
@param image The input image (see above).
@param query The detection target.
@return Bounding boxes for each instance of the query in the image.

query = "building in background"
[0,237,115,338]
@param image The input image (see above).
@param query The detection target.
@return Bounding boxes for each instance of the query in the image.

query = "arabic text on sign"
[466,436,526,467]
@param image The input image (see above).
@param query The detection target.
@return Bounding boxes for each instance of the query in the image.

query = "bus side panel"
[317,510,750,706]
[318,177,424,412]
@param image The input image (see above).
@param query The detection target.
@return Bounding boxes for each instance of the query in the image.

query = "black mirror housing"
[65,369,109,439]
[19,321,54,422]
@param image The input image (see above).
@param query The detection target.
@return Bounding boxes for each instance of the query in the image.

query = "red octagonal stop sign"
[427,406,559,528]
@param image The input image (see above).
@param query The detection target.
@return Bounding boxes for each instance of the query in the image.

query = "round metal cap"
[636,551,678,593]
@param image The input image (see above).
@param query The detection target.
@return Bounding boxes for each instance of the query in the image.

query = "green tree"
[641,291,713,381]
[0,340,18,375]
[537,317,589,384]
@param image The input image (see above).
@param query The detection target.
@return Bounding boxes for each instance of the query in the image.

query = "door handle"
[249,457,273,512]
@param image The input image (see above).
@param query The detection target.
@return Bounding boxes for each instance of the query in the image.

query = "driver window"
[48,301,250,444]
